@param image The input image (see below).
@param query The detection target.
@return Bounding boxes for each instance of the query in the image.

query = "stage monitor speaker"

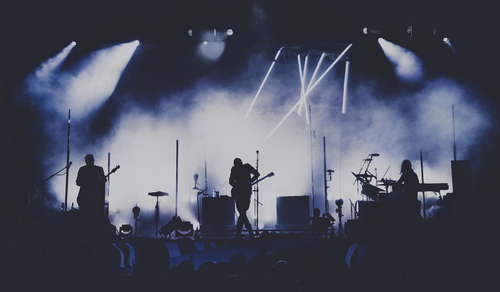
[451,160,473,217]
[276,196,310,227]
[451,160,473,195]
[202,197,234,229]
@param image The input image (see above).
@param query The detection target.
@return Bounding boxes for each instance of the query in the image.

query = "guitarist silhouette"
[229,158,259,239]
[76,154,107,219]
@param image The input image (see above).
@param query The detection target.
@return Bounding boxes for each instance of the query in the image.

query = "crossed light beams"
[62,40,140,115]
[262,43,353,139]
[27,40,140,117]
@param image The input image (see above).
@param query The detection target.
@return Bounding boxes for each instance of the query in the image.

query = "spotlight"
[188,29,193,36]
[407,23,413,40]
[227,29,233,36]
[363,27,369,35]
[443,37,450,43]
[71,41,77,46]
[335,199,344,207]
[119,224,133,237]
[159,216,194,240]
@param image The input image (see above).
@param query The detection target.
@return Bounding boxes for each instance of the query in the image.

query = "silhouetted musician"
[395,160,419,199]
[76,154,106,219]
[384,160,421,222]
[229,158,259,239]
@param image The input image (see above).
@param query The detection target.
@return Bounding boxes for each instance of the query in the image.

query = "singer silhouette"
[229,158,259,239]
[76,154,106,219]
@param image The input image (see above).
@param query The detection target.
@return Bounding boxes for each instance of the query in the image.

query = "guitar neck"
[252,172,274,185]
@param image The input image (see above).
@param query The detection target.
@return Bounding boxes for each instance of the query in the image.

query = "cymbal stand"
[148,192,168,238]
[353,154,379,197]
[155,196,160,238]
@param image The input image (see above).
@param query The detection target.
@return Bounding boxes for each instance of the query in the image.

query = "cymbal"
[148,191,169,197]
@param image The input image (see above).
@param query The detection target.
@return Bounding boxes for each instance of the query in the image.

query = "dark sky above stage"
[2,0,499,233]
[2,0,499,90]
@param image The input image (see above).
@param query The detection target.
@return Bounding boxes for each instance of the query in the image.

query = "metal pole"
[309,105,315,211]
[175,140,179,217]
[255,150,260,234]
[420,149,426,220]
[64,109,70,212]
[323,137,328,214]
[106,152,110,219]
[452,105,457,161]
[203,108,208,196]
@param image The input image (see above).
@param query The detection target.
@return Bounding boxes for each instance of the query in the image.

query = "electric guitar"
[106,165,120,178]
[231,172,274,198]
[251,172,274,186]
[79,165,120,201]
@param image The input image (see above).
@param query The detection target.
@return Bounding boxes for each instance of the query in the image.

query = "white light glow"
[378,38,423,82]
[197,42,225,60]
[32,41,76,81]
[25,40,139,116]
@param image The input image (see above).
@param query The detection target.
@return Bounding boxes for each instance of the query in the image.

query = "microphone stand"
[38,162,72,218]
[254,151,260,236]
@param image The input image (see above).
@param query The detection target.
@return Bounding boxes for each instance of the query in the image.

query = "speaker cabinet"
[202,197,235,229]
[451,160,473,217]
[358,201,381,222]
[276,196,310,227]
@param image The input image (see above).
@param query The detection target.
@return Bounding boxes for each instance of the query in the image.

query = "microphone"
[369,153,379,157]
[256,150,259,154]
[67,161,72,169]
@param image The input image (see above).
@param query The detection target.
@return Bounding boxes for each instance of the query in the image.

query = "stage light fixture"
[188,29,193,36]
[119,224,133,237]
[443,37,450,43]
[363,27,369,35]
[407,23,413,40]
[227,29,233,36]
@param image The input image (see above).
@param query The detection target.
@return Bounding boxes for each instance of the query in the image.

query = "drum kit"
[350,153,449,229]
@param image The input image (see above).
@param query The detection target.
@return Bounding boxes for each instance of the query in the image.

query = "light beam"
[62,40,140,114]
[298,53,325,123]
[267,44,352,138]
[378,38,423,82]
[342,60,350,114]
[244,47,283,120]
[305,44,352,96]
[33,41,76,81]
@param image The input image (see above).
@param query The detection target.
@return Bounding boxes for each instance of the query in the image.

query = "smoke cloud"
[19,33,494,236]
